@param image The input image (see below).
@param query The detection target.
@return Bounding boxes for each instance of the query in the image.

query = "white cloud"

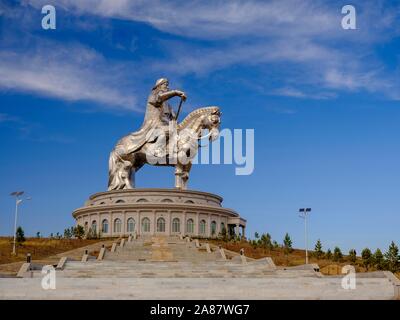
[272,87,307,99]
[26,0,398,41]
[0,41,138,110]
[10,0,400,103]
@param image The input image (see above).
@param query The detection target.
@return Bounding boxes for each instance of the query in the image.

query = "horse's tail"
[108,149,119,190]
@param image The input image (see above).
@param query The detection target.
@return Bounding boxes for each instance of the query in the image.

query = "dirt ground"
[0,237,102,265]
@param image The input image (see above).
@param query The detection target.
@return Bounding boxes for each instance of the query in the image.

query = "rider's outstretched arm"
[157,90,185,103]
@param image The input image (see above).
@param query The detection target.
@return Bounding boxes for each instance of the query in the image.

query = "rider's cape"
[114,91,171,155]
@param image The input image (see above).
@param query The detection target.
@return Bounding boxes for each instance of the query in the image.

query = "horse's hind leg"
[129,152,145,189]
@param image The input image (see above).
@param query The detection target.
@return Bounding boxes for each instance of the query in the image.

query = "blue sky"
[0,0,400,253]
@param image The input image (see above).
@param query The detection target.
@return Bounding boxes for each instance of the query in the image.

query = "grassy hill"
[0,237,102,265]
[209,239,400,279]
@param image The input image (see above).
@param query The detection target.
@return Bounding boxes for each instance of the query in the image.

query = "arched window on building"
[115,199,125,203]
[199,220,206,235]
[137,198,149,203]
[127,218,135,233]
[161,199,173,203]
[172,218,180,233]
[211,221,217,236]
[141,217,150,233]
[157,217,166,232]
[220,222,226,235]
[91,221,97,234]
[102,219,109,234]
[186,219,194,234]
[84,221,88,232]
[114,218,122,233]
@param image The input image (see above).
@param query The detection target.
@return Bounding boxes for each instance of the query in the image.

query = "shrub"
[333,247,343,262]
[384,241,400,273]
[16,226,25,243]
[63,228,72,239]
[361,248,373,270]
[325,248,332,260]
[314,239,324,259]
[283,233,293,254]
[73,225,85,239]
[373,248,385,270]
[348,249,357,264]
[260,233,273,251]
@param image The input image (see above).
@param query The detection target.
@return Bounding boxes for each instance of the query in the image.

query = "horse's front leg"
[181,162,192,190]
[175,164,183,189]
[175,162,192,190]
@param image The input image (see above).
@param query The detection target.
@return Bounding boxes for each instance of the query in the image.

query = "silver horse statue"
[108,78,221,191]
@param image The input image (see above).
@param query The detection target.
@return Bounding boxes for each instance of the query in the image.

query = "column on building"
[195,213,199,237]
[183,211,187,235]
[137,211,141,236]
[123,211,126,236]
[110,211,113,237]
[207,214,211,238]
[235,223,240,237]
[97,213,100,237]
[167,211,171,236]
[152,211,156,235]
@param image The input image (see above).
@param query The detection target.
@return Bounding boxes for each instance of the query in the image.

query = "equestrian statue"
[108,78,221,191]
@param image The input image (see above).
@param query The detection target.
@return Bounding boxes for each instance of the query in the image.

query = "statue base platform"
[72,188,246,238]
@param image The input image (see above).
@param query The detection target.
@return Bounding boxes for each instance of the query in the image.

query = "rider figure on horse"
[145,78,187,158]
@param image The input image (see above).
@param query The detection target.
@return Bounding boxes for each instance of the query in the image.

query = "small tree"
[314,239,324,259]
[254,232,260,240]
[283,233,293,254]
[219,227,228,241]
[63,228,71,239]
[36,232,41,238]
[333,247,343,262]
[325,248,332,260]
[373,248,385,270]
[50,233,54,239]
[272,240,279,249]
[348,249,357,264]
[361,248,373,270]
[260,233,273,251]
[73,225,85,240]
[384,241,400,272]
[16,226,25,243]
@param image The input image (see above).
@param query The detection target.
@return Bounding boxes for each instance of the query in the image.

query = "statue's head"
[153,78,169,91]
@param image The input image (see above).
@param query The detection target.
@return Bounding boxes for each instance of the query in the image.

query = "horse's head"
[201,107,221,141]
[178,106,221,141]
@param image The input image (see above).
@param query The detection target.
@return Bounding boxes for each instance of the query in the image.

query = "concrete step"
[0,277,396,300]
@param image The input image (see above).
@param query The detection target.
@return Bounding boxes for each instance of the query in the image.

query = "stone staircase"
[0,236,399,300]
[105,237,226,263]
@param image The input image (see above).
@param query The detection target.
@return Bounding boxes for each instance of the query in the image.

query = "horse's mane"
[178,106,220,130]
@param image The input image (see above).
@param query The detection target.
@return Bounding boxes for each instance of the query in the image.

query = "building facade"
[72,189,246,239]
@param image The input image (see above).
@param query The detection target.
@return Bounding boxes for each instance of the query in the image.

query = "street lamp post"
[10,191,30,255]
[299,208,311,264]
